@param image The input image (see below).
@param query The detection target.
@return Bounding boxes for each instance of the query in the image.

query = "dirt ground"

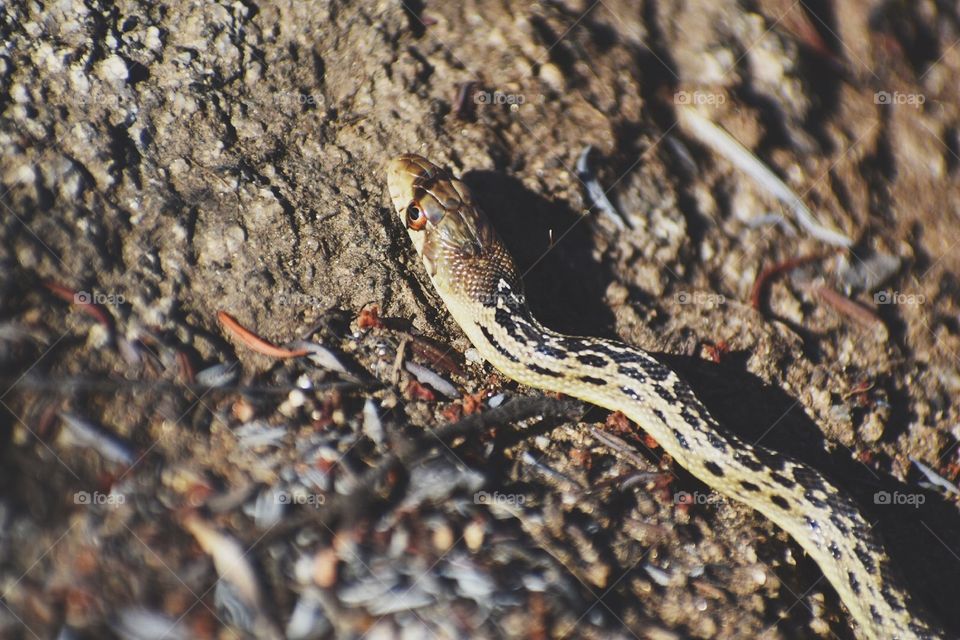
[2,0,960,638]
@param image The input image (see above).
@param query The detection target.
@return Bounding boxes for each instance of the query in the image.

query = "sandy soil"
[1,0,960,638]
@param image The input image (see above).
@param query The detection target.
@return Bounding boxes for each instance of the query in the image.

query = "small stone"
[432,524,454,551]
[463,520,485,551]
[539,63,565,91]
[168,158,189,178]
[859,411,886,443]
[98,55,128,83]
[232,399,254,422]
[144,26,162,51]
[313,548,338,588]
[223,224,245,254]
[13,164,35,184]
[11,84,29,103]
[15,244,39,268]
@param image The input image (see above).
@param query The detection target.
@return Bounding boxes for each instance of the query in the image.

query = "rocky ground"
[2,0,960,638]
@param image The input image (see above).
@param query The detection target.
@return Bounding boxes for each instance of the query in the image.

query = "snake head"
[386,154,492,272]
[386,154,523,307]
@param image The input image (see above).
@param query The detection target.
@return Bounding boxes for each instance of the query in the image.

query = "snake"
[384,153,943,639]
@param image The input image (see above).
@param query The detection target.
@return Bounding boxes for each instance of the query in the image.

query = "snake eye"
[406,204,427,230]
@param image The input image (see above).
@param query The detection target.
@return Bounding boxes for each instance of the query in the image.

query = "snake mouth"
[387,155,452,195]
[385,156,420,210]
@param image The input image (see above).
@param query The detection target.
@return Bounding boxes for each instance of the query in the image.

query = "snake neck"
[443,277,941,640]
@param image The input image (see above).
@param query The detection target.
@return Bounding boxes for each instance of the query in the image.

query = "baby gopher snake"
[385,153,942,639]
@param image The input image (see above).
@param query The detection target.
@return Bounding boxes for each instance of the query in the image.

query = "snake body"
[385,153,941,639]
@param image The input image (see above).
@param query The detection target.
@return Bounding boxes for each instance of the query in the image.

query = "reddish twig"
[750,252,829,311]
[811,285,882,328]
[773,2,844,67]
[409,335,465,377]
[176,350,196,384]
[42,280,115,333]
[217,311,310,358]
[841,380,875,403]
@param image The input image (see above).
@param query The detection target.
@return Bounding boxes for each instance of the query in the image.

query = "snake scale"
[385,153,942,639]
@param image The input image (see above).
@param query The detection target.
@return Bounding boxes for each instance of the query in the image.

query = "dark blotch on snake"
[705,431,729,453]
[536,342,567,359]
[528,363,563,378]
[770,472,796,489]
[804,490,828,509]
[576,353,609,368]
[734,452,766,473]
[831,513,850,536]
[617,365,647,381]
[882,588,906,612]
[646,365,672,382]
[704,461,724,477]
[848,571,861,595]
[855,544,877,575]
[479,325,520,363]
[620,386,643,402]
[771,495,790,510]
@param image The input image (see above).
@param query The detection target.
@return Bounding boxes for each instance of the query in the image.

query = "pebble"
[362,399,384,444]
[312,548,338,588]
[110,608,190,640]
[232,399,255,422]
[278,389,307,418]
[643,563,672,587]
[224,224,246,253]
[463,520,485,551]
[285,591,331,640]
[144,26,162,51]
[11,84,29,103]
[98,55,129,83]
[13,164,35,184]
[539,62,565,91]
[432,524,455,551]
